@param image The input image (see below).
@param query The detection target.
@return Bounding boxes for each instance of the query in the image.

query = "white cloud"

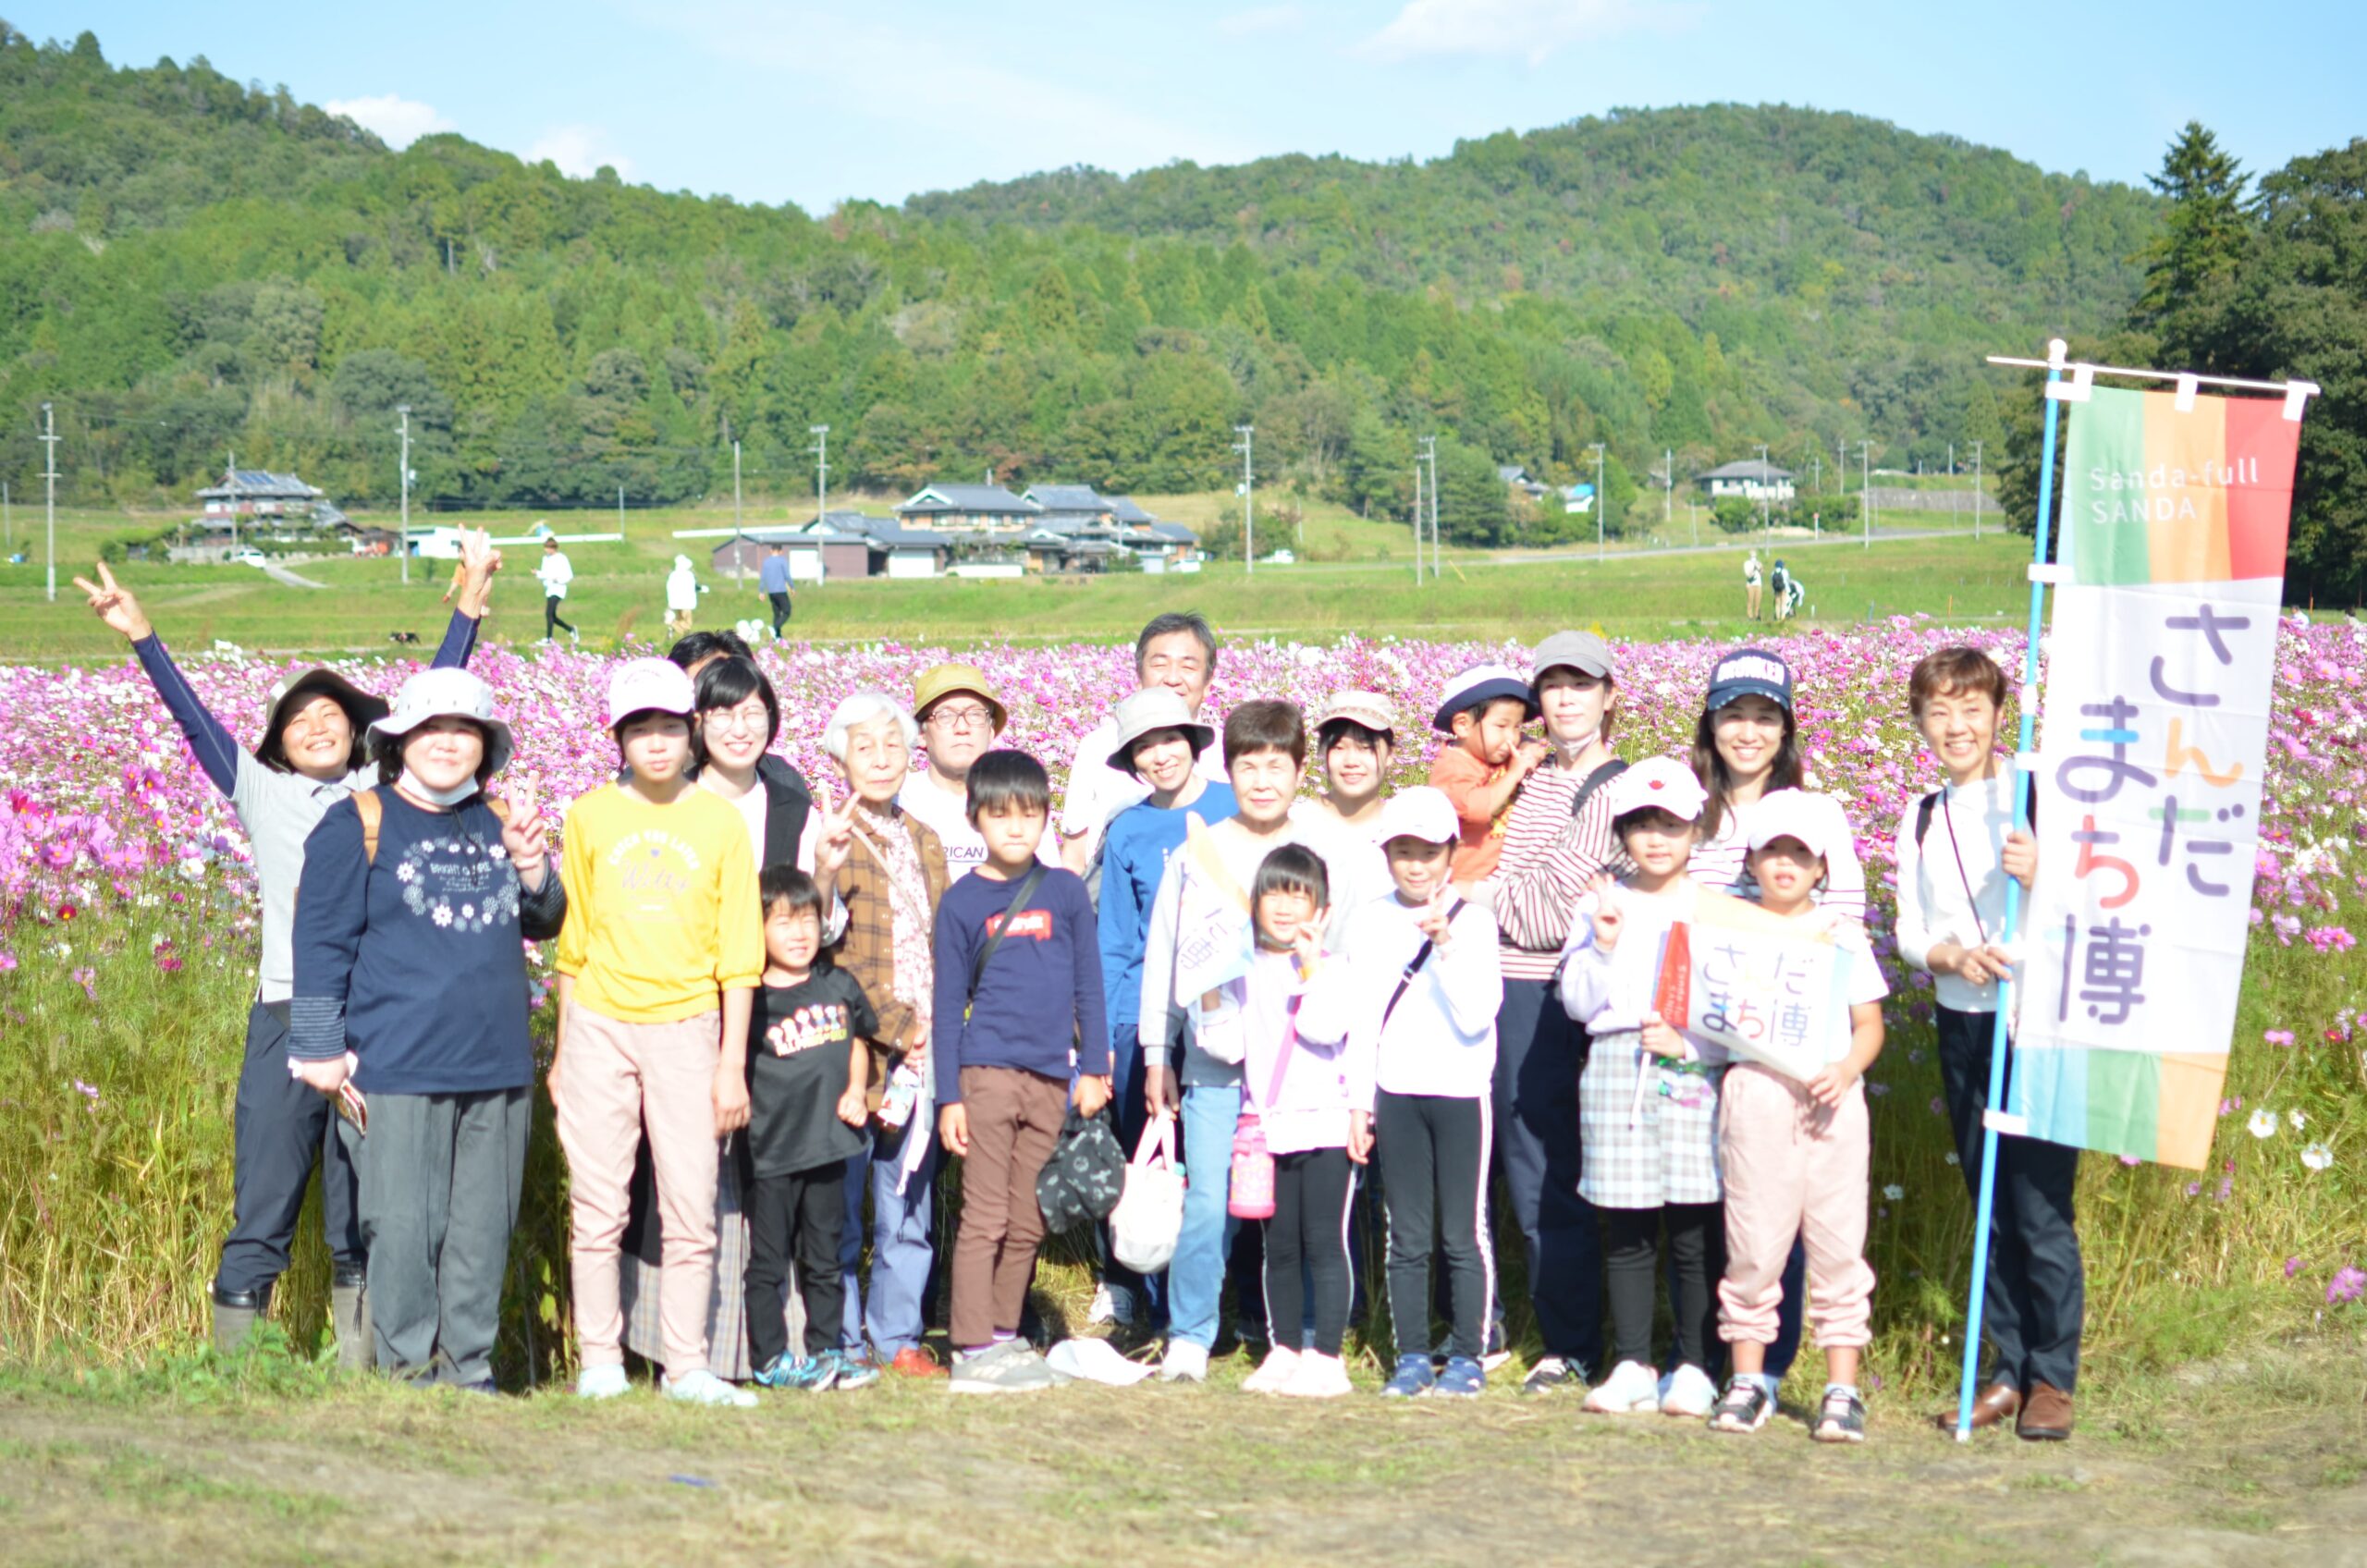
[1219,5,1305,34]
[524,126,637,181]
[1357,0,1700,66]
[325,93,454,149]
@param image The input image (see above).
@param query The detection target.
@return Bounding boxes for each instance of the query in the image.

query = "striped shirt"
[1689,790,1870,929]
[1486,757,1631,980]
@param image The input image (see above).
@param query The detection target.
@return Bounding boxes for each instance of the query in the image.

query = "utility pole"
[1968,439,1984,539]
[731,438,743,585]
[1587,442,1606,561]
[397,406,411,585]
[1405,461,1417,582]
[809,424,830,525]
[1663,447,1673,527]
[4,480,11,553]
[1234,424,1255,576]
[1810,452,1821,495]
[618,484,625,537]
[226,448,239,556]
[41,403,60,602]
[1416,436,1438,582]
[1755,442,1772,533]
[1858,440,1871,548]
[1836,437,1846,503]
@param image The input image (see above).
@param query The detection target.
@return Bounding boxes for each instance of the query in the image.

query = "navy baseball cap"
[1705,647,1794,714]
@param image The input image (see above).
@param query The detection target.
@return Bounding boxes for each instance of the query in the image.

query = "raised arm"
[429,530,502,669]
[78,562,246,800]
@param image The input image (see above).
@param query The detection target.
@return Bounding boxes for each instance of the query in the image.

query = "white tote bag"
[1110,1115,1185,1274]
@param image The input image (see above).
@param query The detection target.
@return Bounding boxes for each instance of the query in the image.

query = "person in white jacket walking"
[1299,787,1502,1401]
[665,555,704,640]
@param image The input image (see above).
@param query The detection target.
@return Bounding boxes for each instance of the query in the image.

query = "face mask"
[399,766,480,807]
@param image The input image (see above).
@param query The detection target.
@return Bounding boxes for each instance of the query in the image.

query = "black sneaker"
[1710,1376,1774,1434]
[1812,1388,1867,1444]
[1520,1355,1583,1396]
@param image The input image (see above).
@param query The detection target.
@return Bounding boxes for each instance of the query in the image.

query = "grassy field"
[0,1334,2360,1567]
[0,496,2012,662]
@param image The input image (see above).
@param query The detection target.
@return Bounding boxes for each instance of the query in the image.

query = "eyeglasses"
[926,704,995,730]
[704,707,770,735]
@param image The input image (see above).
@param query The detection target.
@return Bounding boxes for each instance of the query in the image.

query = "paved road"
[256,560,327,590]
[1271,526,1978,574]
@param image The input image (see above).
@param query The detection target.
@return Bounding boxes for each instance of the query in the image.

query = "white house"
[1698,459,1797,505]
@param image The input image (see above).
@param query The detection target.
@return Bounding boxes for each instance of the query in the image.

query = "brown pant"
[949,1066,1069,1350]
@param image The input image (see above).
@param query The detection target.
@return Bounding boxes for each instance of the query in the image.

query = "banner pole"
[1954,337,2066,1440]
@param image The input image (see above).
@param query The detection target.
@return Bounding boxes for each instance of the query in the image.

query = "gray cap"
[1530,630,1615,685]
[1105,688,1216,778]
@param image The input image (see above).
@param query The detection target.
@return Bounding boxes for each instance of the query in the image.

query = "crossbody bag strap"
[965,864,1049,1017]
[1378,898,1467,1033]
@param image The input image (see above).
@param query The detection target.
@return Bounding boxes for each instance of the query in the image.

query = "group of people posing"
[78,553,2085,1442]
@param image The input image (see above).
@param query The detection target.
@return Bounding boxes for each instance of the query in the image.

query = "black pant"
[1263,1147,1355,1357]
[544,595,574,637]
[1377,1091,1490,1362]
[768,591,792,636]
[218,1000,363,1297]
[746,1162,849,1366]
[1937,1004,2084,1392]
[1492,978,1604,1368]
[1603,1203,1720,1371]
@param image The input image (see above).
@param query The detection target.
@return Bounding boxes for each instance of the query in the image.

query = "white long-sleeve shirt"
[1299,895,1502,1108]
[1138,818,1303,1085]
[1893,771,2017,1014]
[1196,949,1352,1155]
[535,551,573,599]
[1554,878,1725,1063]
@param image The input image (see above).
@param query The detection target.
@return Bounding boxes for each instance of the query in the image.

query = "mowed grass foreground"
[1,1336,2361,1568]
[0,496,2013,661]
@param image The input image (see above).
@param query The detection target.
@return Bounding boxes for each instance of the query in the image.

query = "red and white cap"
[1744,788,1851,861]
[1603,755,1708,823]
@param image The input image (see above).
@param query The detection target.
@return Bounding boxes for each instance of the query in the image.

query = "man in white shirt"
[896,663,1007,873]
[1057,611,1227,874]
[536,537,577,643]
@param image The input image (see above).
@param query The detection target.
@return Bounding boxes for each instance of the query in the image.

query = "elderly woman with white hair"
[819,690,952,1378]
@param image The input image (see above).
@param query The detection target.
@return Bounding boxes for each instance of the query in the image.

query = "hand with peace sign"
[456,528,502,619]
[810,778,859,891]
[1414,887,1455,953]
[1584,872,1625,955]
[73,561,153,643]
[500,783,550,891]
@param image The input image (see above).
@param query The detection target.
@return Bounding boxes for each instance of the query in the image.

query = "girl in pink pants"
[1708,790,1888,1444]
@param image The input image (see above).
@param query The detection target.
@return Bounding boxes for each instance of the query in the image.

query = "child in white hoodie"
[1302,787,1502,1400]
[1198,844,1357,1400]
[1555,755,1725,1419]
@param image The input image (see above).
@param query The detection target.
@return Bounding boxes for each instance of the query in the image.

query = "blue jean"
[1169,1083,1242,1350]
[839,1121,939,1358]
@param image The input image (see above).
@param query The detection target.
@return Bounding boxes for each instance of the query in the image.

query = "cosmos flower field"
[2,619,2362,1368]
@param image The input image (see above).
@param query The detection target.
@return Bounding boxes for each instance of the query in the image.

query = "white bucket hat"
[370,668,515,774]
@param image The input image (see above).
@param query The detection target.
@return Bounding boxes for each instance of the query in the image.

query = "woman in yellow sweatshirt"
[552,658,764,1409]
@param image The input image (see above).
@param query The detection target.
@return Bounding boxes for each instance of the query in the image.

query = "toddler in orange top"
[1427,664,1546,883]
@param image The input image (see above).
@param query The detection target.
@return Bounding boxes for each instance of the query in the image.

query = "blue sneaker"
[754,1354,837,1391]
[1380,1354,1435,1399]
[822,1350,878,1391]
[1432,1355,1486,1398]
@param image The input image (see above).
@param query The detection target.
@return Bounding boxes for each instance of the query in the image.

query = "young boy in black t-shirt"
[745,866,879,1392]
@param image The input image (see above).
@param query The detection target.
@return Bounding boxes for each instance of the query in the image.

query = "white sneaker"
[576,1363,630,1400]
[1659,1362,1718,1418]
[1241,1346,1301,1394]
[1280,1351,1353,1400]
[664,1368,757,1409]
[1087,1282,1137,1328]
[1582,1359,1662,1415]
[1159,1341,1210,1383]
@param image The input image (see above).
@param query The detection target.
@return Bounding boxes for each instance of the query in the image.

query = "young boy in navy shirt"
[934,751,1110,1392]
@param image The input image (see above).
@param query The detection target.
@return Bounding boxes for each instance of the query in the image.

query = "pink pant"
[1716,1063,1876,1351]
[556,1005,721,1381]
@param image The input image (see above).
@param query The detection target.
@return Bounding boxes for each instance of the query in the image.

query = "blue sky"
[29,2,2365,212]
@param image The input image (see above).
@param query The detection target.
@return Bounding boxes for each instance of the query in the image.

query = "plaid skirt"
[619,1133,801,1380]
[1577,1029,1726,1209]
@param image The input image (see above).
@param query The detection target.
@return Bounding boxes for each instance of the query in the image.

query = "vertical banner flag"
[1652,890,1856,1083]
[2017,385,2302,1170]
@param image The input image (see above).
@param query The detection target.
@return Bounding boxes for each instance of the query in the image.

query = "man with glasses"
[1056,611,1227,876]
[898,663,1011,873]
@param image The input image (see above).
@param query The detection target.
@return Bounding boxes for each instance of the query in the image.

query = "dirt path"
[3,1344,2362,1568]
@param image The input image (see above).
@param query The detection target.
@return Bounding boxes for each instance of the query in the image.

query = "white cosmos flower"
[2300,1142,2333,1171]
[2247,1108,2278,1139]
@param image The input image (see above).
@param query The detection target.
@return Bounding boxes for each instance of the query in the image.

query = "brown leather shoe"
[2017,1381,2074,1440]
[1935,1380,2020,1432]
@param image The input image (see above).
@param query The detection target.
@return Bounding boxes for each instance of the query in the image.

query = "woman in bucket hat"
[75,539,498,1361]
[286,669,567,1389]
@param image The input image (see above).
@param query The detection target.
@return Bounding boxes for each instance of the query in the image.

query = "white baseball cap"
[1602,755,1709,824]
[1375,785,1460,846]
[371,668,514,775]
[1745,788,1851,861]
[607,657,696,728]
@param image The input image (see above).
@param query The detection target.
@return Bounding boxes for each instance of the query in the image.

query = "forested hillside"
[0,25,2159,543]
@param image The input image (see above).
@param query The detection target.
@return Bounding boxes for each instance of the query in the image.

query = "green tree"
[2132,122,2248,347]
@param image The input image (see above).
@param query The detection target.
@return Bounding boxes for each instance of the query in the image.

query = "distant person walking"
[1770,558,1793,623]
[538,537,578,643]
[760,543,793,638]
[1744,550,1763,620]
[666,555,704,640]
